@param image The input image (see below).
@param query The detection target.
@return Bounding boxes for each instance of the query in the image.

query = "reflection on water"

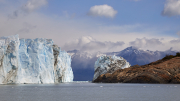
[0,82,180,101]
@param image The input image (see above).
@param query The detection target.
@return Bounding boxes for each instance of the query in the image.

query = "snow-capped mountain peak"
[67,46,177,81]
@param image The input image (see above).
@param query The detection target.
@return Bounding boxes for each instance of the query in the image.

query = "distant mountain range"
[68,46,177,81]
[107,46,177,66]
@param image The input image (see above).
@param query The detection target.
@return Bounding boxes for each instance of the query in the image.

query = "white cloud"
[88,4,117,18]
[22,0,47,13]
[9,0,47,18]
[129,38,163,50]
[0,9,178,52]
[169,39,180,51]
[162,0,180,16]
[0,13,91,47]
[170,39,180,43]
[0,0,179,53]
[63,36,125,53]
[128,37,180,51]
[63,36,180,52]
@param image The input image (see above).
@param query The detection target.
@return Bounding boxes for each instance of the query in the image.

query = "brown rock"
[93,57,180,84]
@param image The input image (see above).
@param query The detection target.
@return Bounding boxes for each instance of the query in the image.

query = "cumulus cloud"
[162,0,180,16]
[170,39,180,43]
[0,0,179,53]
[63,36,180,53]
[129,38,163,49]
[168,39,180,51]
[9,0,47,18]
[63,36,124,53]
[128,37,180,51]
[170,32,180,43]
[88,4,117,18]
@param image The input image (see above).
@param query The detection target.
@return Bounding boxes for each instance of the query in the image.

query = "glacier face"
[18,38,55,84]
[0,35,73,84]
[53,45,73,83]
[0,35,19,84]
[93,55,131,81]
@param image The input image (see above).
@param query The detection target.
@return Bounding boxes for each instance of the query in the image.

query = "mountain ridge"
[68,46,177,81]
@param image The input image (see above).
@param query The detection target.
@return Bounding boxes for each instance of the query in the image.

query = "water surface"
[0,82,179,101]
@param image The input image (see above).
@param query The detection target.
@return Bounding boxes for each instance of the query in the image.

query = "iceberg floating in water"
[0,35,73,84]
[93,55,131,81]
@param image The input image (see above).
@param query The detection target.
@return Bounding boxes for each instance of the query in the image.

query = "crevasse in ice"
[93,55,131,81]
[0,35,73,84]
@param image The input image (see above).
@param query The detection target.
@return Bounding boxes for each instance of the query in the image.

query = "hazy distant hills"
[68,47,177,81]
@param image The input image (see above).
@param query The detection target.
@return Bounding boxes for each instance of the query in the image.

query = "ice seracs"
[18,38,55,84]
[0,35,19,84]
[0,35,73,84]
[54,45,73,83]
[93,55,131,81]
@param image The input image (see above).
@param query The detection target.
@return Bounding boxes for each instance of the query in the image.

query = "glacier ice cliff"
[53,45,73,83]
[93,55,131,81]
[0,35,73,84]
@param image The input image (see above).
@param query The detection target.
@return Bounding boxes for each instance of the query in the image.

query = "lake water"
[0,82,180,101]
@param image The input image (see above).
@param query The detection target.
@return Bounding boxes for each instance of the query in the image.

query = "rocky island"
[93,54,180,83]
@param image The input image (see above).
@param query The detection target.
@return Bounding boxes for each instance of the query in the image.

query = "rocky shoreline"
[93,57,180,84]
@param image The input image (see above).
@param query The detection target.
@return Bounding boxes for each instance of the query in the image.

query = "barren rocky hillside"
[93,56,180,83]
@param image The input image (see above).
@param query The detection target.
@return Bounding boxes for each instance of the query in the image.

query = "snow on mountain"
[67,50,94,59]
[0,35,73,84]
[68,46,177,81]
[115,46,177,66]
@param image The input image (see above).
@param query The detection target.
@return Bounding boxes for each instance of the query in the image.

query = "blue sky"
[0,0,180,52]
[45,0,179,26]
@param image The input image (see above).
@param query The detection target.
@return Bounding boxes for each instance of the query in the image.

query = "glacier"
[93,55,131,81]
[0,35,73,84]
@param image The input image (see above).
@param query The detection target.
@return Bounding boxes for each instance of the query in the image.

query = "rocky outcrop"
[93,55,131,81]
[93,57,180,83]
